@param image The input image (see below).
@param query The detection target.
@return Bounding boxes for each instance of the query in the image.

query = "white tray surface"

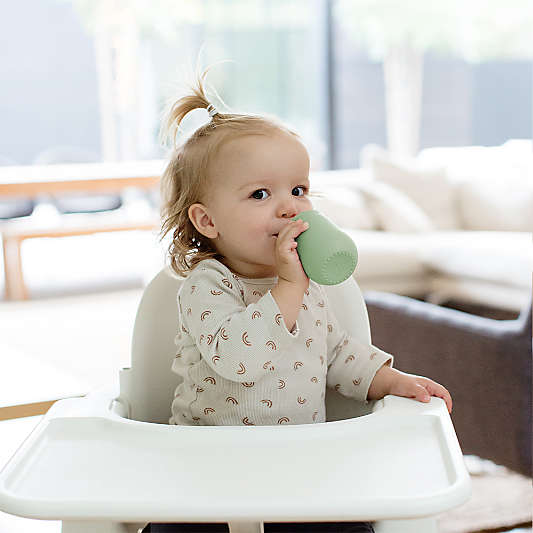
[1,398,469,521]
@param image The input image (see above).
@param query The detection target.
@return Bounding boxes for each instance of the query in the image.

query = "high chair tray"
[0,394,470,522]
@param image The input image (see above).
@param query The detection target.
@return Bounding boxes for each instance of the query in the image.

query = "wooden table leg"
[2,234,28,300]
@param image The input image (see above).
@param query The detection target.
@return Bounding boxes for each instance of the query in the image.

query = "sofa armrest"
[364,291,532,477]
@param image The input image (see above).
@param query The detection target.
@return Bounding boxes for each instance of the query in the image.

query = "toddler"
[148,68,452,533]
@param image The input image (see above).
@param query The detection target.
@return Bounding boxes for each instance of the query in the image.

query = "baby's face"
[205,131,312,278]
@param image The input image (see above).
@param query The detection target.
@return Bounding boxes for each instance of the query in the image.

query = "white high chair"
[0,269,471,533]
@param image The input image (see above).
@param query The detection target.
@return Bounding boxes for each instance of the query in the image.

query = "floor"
[0,287,144,407]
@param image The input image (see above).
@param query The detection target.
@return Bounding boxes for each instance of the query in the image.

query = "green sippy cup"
[292,210,358,285]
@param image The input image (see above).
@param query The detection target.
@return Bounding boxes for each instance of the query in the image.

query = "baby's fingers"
[275,220,307,262]
[390,376,430,404]
[418,379,453,414]
[277,220,308,250]
[412,383,431,403]
[280,219,308,240]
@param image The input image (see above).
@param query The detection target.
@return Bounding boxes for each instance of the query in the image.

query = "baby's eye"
[251,189,269,200]
[292,186,308,197]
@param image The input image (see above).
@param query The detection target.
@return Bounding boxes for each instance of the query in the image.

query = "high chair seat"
[0,268,471,533]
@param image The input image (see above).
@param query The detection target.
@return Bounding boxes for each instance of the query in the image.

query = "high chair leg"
[228,521,264,533]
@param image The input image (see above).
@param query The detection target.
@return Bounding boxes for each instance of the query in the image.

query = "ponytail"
[159,66,221,148]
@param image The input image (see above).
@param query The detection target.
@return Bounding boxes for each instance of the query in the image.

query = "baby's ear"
[188,203,218,239]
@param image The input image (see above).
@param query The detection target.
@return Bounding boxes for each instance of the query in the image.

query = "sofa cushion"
[419,231,532,289]
[310,186,378,230]
[360,144,460,230]
[417,141,533,231]
[417,145,503,185]
[458,178,533,232]
[343,229,427,280]
[428,276,529,313]
[311,168,434,233]
[353,179,435,233]
[417,139,533,186]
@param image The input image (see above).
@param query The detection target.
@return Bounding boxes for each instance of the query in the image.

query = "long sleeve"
[324,291,393,402]
[178,261,300,383]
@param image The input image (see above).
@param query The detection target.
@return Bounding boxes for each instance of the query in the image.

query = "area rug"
[436,456,532,533]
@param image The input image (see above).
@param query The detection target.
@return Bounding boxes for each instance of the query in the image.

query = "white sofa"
[309,140,532,313]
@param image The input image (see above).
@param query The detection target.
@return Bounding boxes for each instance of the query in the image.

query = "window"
[332,0,533,167]
[1,0,329,169]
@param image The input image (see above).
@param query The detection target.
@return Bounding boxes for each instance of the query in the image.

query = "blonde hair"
[159,65,301,278]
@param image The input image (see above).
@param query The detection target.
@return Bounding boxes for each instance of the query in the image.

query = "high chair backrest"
[120,268,374,423]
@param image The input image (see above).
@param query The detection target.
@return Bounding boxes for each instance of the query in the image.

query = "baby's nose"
[280,210,298,220]
[278,198,298,219]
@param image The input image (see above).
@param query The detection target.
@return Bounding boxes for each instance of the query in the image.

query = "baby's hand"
[275,219,309,288]
[389,369,453,414]
[369,365,453,413]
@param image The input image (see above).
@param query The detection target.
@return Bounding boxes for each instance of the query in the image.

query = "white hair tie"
[206,103,218,118]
